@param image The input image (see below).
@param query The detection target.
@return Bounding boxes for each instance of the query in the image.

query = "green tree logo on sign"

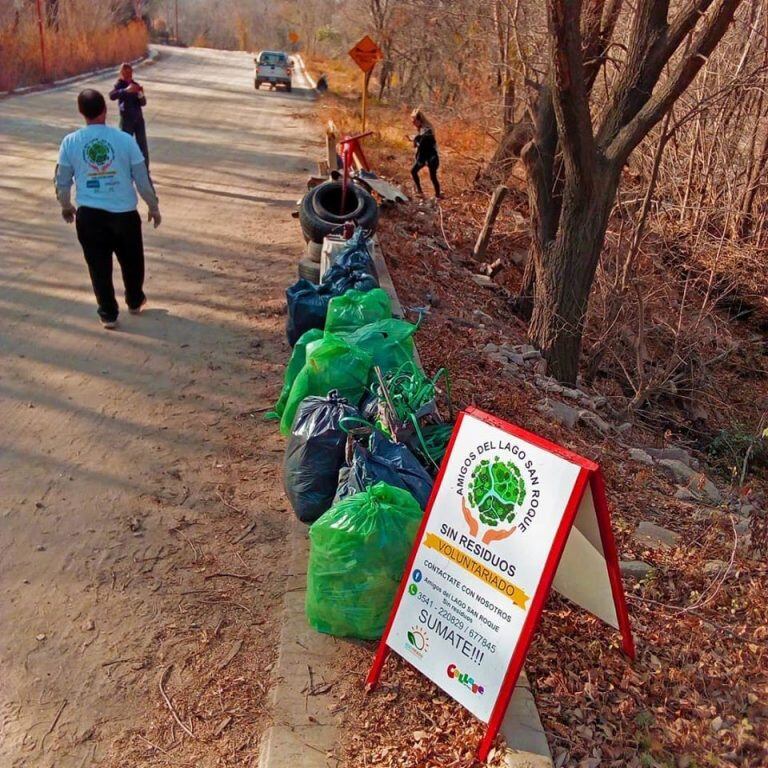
[83,139,114,172]
[462,457,526,544]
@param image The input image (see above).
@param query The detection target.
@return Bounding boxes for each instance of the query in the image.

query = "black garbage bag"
[322,262,378,295]
[359,391,379,422]
[285,278,332,347]
[327,227,376,276]
[335,429,434,510]
[283,391,360,524]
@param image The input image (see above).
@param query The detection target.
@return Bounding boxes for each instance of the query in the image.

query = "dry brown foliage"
[305,60,767,764]
[0,2,147,91]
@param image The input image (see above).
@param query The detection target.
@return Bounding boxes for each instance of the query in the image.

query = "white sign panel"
[385,411,583,722]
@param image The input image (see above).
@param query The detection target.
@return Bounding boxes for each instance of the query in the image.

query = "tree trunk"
[502,77,515,129]
[473,185,508,260]
[513,254,535,321]
[528,176,617,383]
[529,241,599,384]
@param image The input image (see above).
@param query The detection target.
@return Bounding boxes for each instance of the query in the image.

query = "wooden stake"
[473,185,509,260]
[325,121,338,171]
[361,70,371,132]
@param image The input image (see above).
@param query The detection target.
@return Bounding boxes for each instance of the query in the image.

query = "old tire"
[306,240,323,263]
[299,182,379,243]
[298,258,321,283]
[312,181,376,224]
[298,189,342,244]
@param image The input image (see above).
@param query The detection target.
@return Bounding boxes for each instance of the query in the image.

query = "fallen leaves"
[327,167,767,768]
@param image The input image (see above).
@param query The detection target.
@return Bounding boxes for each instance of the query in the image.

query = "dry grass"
[305,53,498,182]
[0,16,147,92]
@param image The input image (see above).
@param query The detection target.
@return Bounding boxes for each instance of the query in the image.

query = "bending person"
[409,108,441,198]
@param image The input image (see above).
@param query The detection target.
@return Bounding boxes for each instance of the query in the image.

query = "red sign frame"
[366,406,635,762]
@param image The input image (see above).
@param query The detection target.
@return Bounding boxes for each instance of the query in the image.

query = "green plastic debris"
[370,361,452,470]
[325,288,392,335]
[344,319,417,380]
[280,333,372,435]
[267,327,324,420]
[306,482,423,639]
[415,421,454,468]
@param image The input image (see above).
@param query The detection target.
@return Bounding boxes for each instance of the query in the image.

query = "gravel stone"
[629,448,654,465]
[620,560,655,579]
[632,521,680,550]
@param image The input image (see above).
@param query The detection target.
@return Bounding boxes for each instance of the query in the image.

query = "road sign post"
[367,407,634,762]
[348,35,382,132]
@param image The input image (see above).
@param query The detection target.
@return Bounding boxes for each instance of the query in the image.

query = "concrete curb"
[293,54,317,90]
[258,525,340,768]
[0,47,160,100]
[260,230,553,768]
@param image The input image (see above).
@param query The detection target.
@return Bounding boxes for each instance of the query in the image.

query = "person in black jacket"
[109,63,150,169]
[409,108,441,198]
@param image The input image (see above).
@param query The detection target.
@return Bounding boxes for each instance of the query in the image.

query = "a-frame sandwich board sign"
[366,406,635,762]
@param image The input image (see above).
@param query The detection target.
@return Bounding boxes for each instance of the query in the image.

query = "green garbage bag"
[280,333,372,435]
[344,319,417,379]
[267,328,324,420]
[325,288,392,335]
[306,482,423,639]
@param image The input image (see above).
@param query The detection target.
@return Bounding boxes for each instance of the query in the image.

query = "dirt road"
[0,47,316,767]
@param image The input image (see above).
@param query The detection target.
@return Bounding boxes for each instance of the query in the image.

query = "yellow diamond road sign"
[349,35,382,74]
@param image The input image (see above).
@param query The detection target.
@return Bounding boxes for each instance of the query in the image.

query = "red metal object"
[338,131,373,213]
[476,466,592,762]
[34,0,48,82]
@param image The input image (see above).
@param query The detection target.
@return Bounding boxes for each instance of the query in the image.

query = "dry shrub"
[0,1,147,92]
[306,53,498,178]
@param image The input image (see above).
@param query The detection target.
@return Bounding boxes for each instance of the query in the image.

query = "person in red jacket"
[109,63,150,168]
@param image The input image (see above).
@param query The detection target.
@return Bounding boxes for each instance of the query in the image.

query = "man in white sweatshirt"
[55,88,162,329]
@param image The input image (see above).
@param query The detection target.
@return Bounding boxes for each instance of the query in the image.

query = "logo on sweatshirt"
[83,138,115,174]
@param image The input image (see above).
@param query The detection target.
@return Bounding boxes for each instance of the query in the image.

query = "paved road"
[0,47,315,767]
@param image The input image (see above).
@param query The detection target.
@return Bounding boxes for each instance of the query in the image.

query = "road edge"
[293,54,317,90]
[260,229,553,768]
[0,47,161,100]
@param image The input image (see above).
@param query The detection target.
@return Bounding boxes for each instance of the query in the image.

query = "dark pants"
[411,156,441,196]
[120,118,149,169]
[75,207,145,322]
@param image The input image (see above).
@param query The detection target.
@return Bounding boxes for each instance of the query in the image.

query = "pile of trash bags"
[285,228,380,346]
[269,227,454,640]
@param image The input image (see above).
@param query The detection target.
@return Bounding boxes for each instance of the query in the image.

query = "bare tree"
[517,0,745,383]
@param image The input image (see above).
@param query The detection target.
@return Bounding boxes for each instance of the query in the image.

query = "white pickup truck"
[254,50,292,92]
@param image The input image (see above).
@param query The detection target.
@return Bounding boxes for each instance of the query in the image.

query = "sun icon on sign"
[407,626,429,653]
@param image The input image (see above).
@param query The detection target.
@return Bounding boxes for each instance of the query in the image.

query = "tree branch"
[607,0,743,164]
[596,0,673,147]
[521,86,561,250]
[664,0,719,60]
[583,0,624,93]
[547,0,597,190]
